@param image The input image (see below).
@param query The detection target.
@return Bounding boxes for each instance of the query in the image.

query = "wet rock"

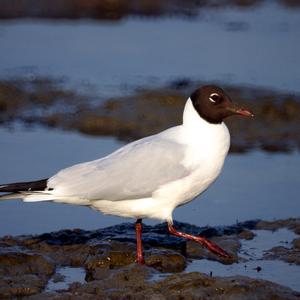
[263,245,300,265]
[67,264,154,299]
[238,230,255,240]
[145,249,186,272]
[186,240,206,259]
[24,241,92,266]
[86,241,186,275]
[109,263,154,285]
[186,236,240,264]
[256,218,300,235]
[293,238,300,249]
[19,271,300,299]
[26,291,62,299]
[0,235,18,247]
[152,273,300,300]
[85,266,110,281]
[53,268,300,299]
[0,252,55,277]
[0,251,55,298]
[85,249,136,280]
[84,241,136,280]
[0,274,45,299]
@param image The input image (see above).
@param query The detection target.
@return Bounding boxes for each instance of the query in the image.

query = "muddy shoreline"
[1,77,299,153]
[1,218,299,298]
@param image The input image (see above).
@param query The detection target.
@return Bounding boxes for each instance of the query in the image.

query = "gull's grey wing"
[48,135,190,201]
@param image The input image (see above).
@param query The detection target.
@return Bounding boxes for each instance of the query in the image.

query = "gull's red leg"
[168,222,232,259]
[135,218,145,264]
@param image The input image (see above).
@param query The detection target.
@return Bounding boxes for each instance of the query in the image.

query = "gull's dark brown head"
[190,85,254,124]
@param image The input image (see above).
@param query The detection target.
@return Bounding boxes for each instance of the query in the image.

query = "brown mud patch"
[0,218,299,298]
[1,77,300,153]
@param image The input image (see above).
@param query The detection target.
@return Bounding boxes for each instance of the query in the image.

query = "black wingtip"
[0,179,48,193]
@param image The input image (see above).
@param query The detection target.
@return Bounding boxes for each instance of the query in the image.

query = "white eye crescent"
[209,93,220,103]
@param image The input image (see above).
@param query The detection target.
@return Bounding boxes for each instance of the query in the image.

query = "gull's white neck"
[183,98,225,132]
[181,98,230,156]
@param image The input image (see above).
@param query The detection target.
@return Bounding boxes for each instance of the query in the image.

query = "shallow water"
[0,127,299,236]
[186,229,300,292]
[0,3,299,94]
[46,267,86,292]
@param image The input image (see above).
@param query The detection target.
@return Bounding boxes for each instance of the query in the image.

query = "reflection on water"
[0,127,299,236]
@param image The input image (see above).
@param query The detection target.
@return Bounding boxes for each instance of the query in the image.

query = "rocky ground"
[0,77,299,153]
[0,218,299,299]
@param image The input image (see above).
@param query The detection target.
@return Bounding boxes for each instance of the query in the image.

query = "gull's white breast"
[153,99,230,209]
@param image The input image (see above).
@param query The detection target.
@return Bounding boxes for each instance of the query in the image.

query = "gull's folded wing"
[48,135,189,201]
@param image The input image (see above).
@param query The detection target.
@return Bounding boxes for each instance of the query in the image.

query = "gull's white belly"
[91,153,226,222]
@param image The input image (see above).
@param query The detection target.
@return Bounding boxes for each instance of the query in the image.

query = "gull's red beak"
[235,108,254,117]
[226,105,254,117]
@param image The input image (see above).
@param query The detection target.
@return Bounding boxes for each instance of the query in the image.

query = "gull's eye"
[209,93,221,104]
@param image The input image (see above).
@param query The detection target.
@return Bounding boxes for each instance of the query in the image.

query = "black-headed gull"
[0,85,253,263]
